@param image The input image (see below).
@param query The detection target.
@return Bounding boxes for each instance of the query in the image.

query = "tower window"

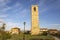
[34,7,36,11]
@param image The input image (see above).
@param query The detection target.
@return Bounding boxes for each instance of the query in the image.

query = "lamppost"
[23,22,26,40]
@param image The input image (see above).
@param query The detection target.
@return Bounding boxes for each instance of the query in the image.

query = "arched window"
[34,7,36,11]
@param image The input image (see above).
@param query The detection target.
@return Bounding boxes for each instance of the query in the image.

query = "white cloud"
[39,0,46,7]
[0,0,9,7]
[19,9,28,17]
[2,7,12,12]
[50,24,60,26]
[6,22,21,30]
[0,19,4,23]
[15,9,28,19]
[7,22,20,27]
[0,0,4,2]
[38,0,48,13]
[40,8,48,13]
[10,2,22,12]
[1,2,21,12]
[0,1,22,19]
[48,24,60,30]
[14,2,21,7]
[0,14,8,18]
[0,21,21,30]
[0,0,10,14]
[0,0,12,13]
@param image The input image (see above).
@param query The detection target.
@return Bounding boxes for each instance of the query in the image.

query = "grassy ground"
[0,33,55,40]
[18,33,55,40]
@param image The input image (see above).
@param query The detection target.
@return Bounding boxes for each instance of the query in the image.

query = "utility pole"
[23,22,26,40]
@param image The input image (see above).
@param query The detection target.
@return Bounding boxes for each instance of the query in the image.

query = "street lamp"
[23,22,26,40]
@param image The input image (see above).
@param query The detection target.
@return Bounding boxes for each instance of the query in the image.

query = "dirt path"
[53,36,60,40]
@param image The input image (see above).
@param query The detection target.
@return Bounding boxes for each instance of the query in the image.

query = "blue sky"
[0,0,60,30]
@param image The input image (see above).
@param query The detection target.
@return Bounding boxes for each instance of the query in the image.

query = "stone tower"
[31,5,40,35]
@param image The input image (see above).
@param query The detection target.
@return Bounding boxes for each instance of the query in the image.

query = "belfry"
[31,5,40,35]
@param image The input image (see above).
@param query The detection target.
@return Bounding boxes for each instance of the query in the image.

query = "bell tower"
[31,5,40,35]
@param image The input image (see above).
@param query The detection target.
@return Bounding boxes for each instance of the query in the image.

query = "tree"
[0,30,11,40]
[42,31,48,36]
[1,23,6,31]
[0,23,11,40]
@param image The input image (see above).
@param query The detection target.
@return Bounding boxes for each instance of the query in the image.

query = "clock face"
[34,7,36,11]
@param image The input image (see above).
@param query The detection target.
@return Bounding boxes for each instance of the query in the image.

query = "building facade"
[31,5,40,35]
[48,29,58,34]
[10,27,20,34]
[40,28,48,34]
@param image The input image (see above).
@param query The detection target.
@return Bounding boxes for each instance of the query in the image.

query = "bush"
[42,31,48,36]
[0,30,11,40]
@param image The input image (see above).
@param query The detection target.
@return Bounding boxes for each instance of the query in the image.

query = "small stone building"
[10,27,20,34]
[40,28,48,34]
[48,29,58,34]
